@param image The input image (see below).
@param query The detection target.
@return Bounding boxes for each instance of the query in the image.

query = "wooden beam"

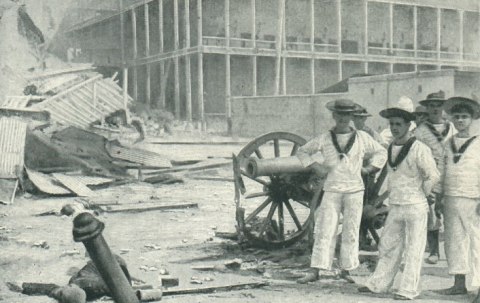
[185,0,192,121]
[337,0,341,53]
[133,66,138,101]
[119,0,125,63]
[173,0,180,118]
[252,56,257,96]
[364,0,368,55]
[225,0,230,46]
[338,60,342,80]
[281,1,286,95]
[197,0,204,127]
[146,64,151,108]
[131,8,137,59]
[251,0,256,48]
[310,0,314,52]
[389,3,393,53]
[226,54,231,119]
[145,3,150,56]
[159,0,165,108]
[414,5,417,57]
[437,7,441,59]
[310,58,315,94]
[274,0,285,95]
[459,10,464,59]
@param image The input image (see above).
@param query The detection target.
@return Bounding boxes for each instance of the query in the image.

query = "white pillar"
[437,7,441,60]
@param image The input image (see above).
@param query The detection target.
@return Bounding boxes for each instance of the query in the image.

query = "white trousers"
[444,196,480,287]
[311,190,363,271]
[364,203,428,299]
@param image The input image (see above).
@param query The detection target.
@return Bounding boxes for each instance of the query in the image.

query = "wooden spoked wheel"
[234,132,311,248]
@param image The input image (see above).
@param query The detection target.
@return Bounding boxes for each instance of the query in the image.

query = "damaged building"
[60,0,480,132]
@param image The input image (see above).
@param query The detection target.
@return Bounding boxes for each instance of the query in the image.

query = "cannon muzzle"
[246,156,309,177]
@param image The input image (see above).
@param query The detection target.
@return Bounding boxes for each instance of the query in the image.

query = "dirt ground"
[0,139,477,303]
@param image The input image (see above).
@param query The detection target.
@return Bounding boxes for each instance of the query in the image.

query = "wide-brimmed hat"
[419,90,446,106]
[325,99,362,113]
[413,105,428,116]
[444,96,480,119]
[353,108,372,117]
[379,107,415,121]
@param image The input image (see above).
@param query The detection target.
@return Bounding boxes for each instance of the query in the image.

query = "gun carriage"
[233,132,389,249]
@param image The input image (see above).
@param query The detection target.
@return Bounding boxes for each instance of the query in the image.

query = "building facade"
[63,0,480,130]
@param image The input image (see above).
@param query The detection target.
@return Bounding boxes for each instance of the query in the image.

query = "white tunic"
[296,130,387,193]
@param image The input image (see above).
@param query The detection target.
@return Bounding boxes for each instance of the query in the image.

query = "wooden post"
[337,0,341,53]
[338,60,342,80]
[281,1,286,96]
[252,56,257,96]
[145,3,150,57]
[185,0,192,122]
[274,0,285,95]
[437,7,441,60]
[364,61,368,74]
[119,0,125,63]
[123,67,130,123]
[225,0,231,126]
[413,5,417,57]
[131,9,137,59]
[389,3,393,53]
[146,65,151,108]
[364,0,368,55]
[159,0,165,108]
[251,0,256,48]
[459,10,464,59]
[133,66,138,101]
[310,58,315,94]
[197,0,205,129]
[174,0,180,118]
[310,0,314,52]
[389,62,394,74]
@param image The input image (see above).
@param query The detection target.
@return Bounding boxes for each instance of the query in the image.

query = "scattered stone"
[120,248,131,254]
[224,259,243,270]
[158,268,169,275]
[148,266,158,272]
[182,239,188,243]
[32,240,49,249]
[60,250,80,257]
[144,243,162,250]
[190,277,203,285]
[203,277,214,282]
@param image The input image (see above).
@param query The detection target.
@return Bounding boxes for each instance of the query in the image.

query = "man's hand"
[310,163,330,179]
[361,165,380,176]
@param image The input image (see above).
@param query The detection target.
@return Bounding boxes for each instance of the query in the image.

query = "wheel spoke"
[254,148,264,159]
[273,139,280,157]
[284,200,302,231]
[245,191,269,199]
[277,202,284,240]
[245,197,272,223]
[290,143,300,156]
[241,169,269,186]
[258,202,278,237]
[293,199,309,208]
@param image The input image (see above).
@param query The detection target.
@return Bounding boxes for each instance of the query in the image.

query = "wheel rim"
[235,132,310,248]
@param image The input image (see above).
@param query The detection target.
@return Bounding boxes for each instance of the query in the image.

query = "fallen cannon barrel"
[73,213,140,303]
[246,156,309,177]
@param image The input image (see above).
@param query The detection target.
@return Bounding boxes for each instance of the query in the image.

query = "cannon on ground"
[233,132,389,249]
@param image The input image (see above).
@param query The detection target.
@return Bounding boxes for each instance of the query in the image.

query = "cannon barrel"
[246,156,309,177]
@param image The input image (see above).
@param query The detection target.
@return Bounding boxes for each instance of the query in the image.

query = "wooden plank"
[106,143,172,168]
[143,159,230,174]
[25,169,71,195]
[99,201,198,213]
[52,173,94,197]
[162,282,269,296]
[132,8,138,59]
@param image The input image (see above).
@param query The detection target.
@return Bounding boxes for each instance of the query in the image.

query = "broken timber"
[97,201,198,213]
[162,282,269,296]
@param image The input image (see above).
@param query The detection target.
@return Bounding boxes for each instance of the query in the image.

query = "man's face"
[333,112,354,128]
[451,110,473,133]
[426,101,444,121]
[389,117,411,139]
[353,116,367,129]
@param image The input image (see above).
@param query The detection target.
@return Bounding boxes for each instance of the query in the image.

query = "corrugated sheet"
[0,117,27,178]
[52,173,94,197]
[31,75,128,128]
[66,175,113,186]
[107,144,172,168]
[25,168,71,195]
[1,96,30,109]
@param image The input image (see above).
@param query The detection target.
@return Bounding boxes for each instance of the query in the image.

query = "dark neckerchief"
[450,136,477,163]
[330,129,356,160]
[388,136,417,171]
[425,121,450,142]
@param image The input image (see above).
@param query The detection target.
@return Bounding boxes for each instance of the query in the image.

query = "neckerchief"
[330,129,356,160]
[388,136,417,171]
[450,136,477,163]
[424,121,450,142]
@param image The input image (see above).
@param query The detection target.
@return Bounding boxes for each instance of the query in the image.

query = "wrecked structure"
[59,0,480,132]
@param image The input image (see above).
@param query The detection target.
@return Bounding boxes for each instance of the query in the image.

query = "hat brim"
[444,97,480,119]
[353,113,372,117]
[379,108,415,121]
[419,99,446,106]
[325,100,362,112]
